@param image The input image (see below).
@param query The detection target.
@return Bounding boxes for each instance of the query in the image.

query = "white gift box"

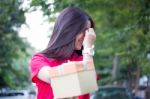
[49,61,98,98]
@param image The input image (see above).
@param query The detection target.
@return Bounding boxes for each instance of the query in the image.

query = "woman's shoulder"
[30,52,58,66]
[30,52,49,63]
[33,52,42,56]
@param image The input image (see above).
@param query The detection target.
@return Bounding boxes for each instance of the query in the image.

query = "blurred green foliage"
[0,0,32,89]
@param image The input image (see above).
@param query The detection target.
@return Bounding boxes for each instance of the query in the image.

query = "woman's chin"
[75,46,82,50]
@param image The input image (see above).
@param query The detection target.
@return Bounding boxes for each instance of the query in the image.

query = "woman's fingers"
[85,28,96,37]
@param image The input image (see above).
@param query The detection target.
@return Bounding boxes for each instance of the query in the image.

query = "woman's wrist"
[83,47,95,57]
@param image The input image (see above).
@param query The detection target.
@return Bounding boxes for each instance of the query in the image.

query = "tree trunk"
[112,55,118,82]
[134,66,140,97]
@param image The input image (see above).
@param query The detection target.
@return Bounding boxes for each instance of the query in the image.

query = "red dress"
[30,53,90,99]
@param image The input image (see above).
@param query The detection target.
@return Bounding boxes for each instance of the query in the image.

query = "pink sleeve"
[30,53,49,82]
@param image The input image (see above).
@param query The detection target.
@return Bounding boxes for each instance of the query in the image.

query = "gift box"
[49,61,98,98]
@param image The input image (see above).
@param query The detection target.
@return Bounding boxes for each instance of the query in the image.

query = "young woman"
[30,7,97,99]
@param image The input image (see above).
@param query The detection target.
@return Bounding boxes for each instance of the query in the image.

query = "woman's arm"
[83,28,96,62]
[37,66,52,83]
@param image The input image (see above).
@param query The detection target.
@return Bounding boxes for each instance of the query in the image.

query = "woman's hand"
[83,28,96,48]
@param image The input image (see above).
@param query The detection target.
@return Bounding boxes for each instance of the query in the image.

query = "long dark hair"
[40,7,95,59]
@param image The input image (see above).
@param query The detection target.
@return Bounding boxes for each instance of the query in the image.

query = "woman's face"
[74,21,91,50]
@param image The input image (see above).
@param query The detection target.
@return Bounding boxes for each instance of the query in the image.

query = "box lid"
[49,61,95,78]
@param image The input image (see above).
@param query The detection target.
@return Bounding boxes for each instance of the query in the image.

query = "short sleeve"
[30,53,50,83]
